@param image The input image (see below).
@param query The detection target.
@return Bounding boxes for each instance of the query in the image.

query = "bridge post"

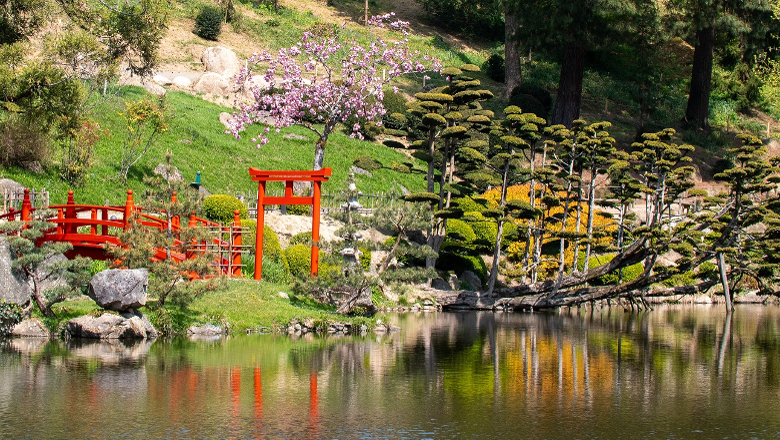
[124,190,135,230]
[186,212,198,259]
[171,191,180,231]
[65,191,75,234]
[56,209,64,236]
[231,210,242,278]
[90,209,97,235]
[21,189,31,222]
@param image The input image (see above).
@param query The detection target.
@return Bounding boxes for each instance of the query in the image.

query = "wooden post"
[171,191,180,231]
[124,190,135,230]
[254,181,266,280]
[311,180,321,277]
[21,189,31,222]
[186,212,197,260]
[56,209,64,236]
[232,210,242,277]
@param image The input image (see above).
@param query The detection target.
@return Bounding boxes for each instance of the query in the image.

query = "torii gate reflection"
[248,168,332,280]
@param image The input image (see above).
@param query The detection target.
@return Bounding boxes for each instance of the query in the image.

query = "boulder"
[144,82,166,97]
[193,72,230,95]
[66,314,149,339]
[153,163,183,182]
[0,237,32,306]
[88,269,148,312]
[172,76,193,88]
[11,319,50,338]
[431,278,452,291]
[120,309,158,338]
[459,271,482,291]
[187,324,223,336]
[153,74,172,86]
[201,46,241,78]
[219,112,243,132]
[68,338,154,364]
[0,178,24,194]
[735,292,766,304]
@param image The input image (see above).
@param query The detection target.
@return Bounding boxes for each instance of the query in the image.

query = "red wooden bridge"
[0,189,245,277]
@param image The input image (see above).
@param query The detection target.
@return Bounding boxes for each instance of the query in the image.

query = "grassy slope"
[2,88,430,205]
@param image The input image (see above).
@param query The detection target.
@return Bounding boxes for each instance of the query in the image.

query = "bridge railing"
[0,188,245,277]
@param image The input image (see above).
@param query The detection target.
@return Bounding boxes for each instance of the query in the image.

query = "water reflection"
[1,305,780,439]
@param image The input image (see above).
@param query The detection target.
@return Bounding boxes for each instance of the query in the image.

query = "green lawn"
[50,278,378,336]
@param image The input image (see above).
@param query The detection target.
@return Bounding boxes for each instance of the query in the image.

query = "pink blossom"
[232,12,440,168]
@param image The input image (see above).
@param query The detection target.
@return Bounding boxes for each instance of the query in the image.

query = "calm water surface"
[2,305,780,439]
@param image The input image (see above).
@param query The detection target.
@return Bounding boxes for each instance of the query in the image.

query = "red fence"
[0,189,246,277]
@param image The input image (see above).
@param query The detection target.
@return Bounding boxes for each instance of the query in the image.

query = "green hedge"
[437,252,488,283]
[203,194,247,224]
[283,244,311,280]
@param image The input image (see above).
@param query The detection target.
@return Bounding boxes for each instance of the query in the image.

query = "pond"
[2,305,780,439]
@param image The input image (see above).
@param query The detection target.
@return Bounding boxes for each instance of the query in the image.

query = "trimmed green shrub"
[289,231,312,246]
[353,155,382,171]
[446,219,477,243]
[241,223,281,259]
[284,244,311,280]
[194,6,223,41]
[286,204,310,216]
[483,54,505,82]
[358,246,372,272]
[203,194,248,224]
[437,252,488,283]
[468,218,498,251]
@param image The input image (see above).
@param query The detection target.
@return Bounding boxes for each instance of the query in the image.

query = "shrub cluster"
[283,244,312,280]
[203,194,247,224]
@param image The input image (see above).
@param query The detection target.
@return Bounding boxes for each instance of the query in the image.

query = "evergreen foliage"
[203,194,248,224]
[194,6,224,41]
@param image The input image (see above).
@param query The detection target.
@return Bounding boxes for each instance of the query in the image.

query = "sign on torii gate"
[249,168,332,280]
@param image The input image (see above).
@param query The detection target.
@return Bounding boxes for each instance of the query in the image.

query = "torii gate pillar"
[249,168,332,281]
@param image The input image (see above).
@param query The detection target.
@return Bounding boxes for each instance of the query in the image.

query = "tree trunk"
[313,137,326,171]
[718,252,733,312]
[29,278,55,318]
[685,26,715,130]
[552,42,586,128]
[504,8,521,98]
[426,129,436,193]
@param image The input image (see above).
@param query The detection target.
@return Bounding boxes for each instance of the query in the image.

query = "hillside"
[2,0,778,203]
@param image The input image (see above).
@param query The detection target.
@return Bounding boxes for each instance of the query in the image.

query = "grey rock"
[88,269,148,312]
[153,163,183,182]
[11,319,50,338]
[0,237,31,306]
[693,295,713,304]
[278,291,290,299]
[431,278,452,291]
[120,309,158,338]
[193,72,230,95]
[153,74,172,86]
[448,274,459,290]
[459,271,483,291]
[349,165,373,177]
[172,76,193,88]
[187,324,223,336]
[202,46,240,78]
[0,178,24,193]
[67,314,148,339]
[283,133,309,140]
[219,112,243,132]
[735,292,766,304]
[21,161,43,174]
[144,82,166,97]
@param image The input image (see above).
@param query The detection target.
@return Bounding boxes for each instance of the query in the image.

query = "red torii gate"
[249,168,332,280]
